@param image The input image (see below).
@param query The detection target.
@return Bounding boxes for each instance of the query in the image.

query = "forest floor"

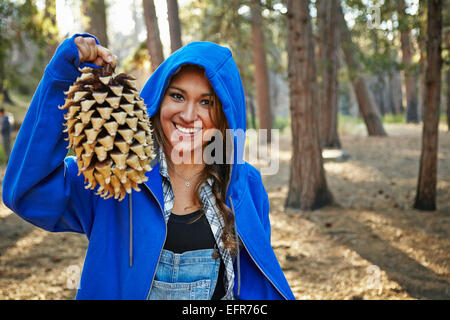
[0,122,449,300]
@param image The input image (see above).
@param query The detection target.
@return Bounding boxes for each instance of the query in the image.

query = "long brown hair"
[150,64,237,257]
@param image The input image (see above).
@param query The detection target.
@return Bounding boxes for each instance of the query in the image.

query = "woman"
[2,33,295,300]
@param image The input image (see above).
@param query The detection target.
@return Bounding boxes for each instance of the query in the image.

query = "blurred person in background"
[0,107,12,163]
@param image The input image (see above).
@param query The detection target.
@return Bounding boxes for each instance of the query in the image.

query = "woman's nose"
[179,101,197,123]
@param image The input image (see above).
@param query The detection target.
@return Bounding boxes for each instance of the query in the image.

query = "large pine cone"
[59,64,156,201]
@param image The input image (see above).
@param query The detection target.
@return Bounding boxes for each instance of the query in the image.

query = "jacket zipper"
[237,232,288,300]
[142,182,167,300]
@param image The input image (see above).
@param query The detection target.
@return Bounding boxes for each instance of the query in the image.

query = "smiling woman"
[139,42,295,299]
[2,33,295,300]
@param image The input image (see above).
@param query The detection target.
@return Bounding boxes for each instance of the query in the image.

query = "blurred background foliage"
[0,0,448,130]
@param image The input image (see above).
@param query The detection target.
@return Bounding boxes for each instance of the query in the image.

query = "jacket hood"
[139,41,248,205]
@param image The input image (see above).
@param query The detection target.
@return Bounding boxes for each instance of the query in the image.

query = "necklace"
[170,166,203,188]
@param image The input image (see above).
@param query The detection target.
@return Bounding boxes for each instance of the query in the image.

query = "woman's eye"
[200,99,213,106]
[170,93,184,101]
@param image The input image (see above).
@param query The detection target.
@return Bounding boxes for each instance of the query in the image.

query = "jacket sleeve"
[2,34,100,236]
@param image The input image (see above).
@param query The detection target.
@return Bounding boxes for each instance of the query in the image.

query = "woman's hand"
[74,36,118,68]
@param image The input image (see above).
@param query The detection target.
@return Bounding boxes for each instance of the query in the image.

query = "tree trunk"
[388,69,403,115]
[445,30,450,131]
[349,84,360,117]
[397,0,420,123]
[317,0,341,149]
[337,3,387,136]
[246,93,257,129]
[44,0,59,64]
[143,0,165,71]
[166,0,182,52]
[285,0,334,210]
[386,71,396,114]
[447,69,450,131]
[418,0,427,121]
[131,0,141,45]
[414,0,442,211]
[375,74,387,116]
[317,0,326,122]
[81,0,108,47]
[250,0,272,143]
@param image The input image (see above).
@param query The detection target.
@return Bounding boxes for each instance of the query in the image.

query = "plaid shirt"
[157,149,235,300]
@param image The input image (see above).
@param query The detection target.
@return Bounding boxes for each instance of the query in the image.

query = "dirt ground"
[0,123,449,300]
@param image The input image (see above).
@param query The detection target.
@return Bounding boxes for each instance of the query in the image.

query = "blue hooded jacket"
[2,34,295,300]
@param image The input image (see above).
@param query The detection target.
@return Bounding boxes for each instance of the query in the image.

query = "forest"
[0,0,449,300]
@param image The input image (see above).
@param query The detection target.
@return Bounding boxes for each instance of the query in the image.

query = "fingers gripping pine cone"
[59,63,156,201]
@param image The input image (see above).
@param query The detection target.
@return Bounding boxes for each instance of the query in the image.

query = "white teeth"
[175,123,201,134]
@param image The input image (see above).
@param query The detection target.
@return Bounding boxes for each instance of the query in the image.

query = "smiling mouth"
[173,122,202,134]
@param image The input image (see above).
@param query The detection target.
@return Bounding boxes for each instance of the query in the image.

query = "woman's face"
[159,66,217,162]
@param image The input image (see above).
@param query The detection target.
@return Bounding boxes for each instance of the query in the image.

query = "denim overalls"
[148,248,221,300]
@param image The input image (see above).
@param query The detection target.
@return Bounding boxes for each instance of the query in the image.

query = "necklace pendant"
[185,180,191,187]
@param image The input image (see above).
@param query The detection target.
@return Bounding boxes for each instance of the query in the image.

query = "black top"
[164,210,226,300]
